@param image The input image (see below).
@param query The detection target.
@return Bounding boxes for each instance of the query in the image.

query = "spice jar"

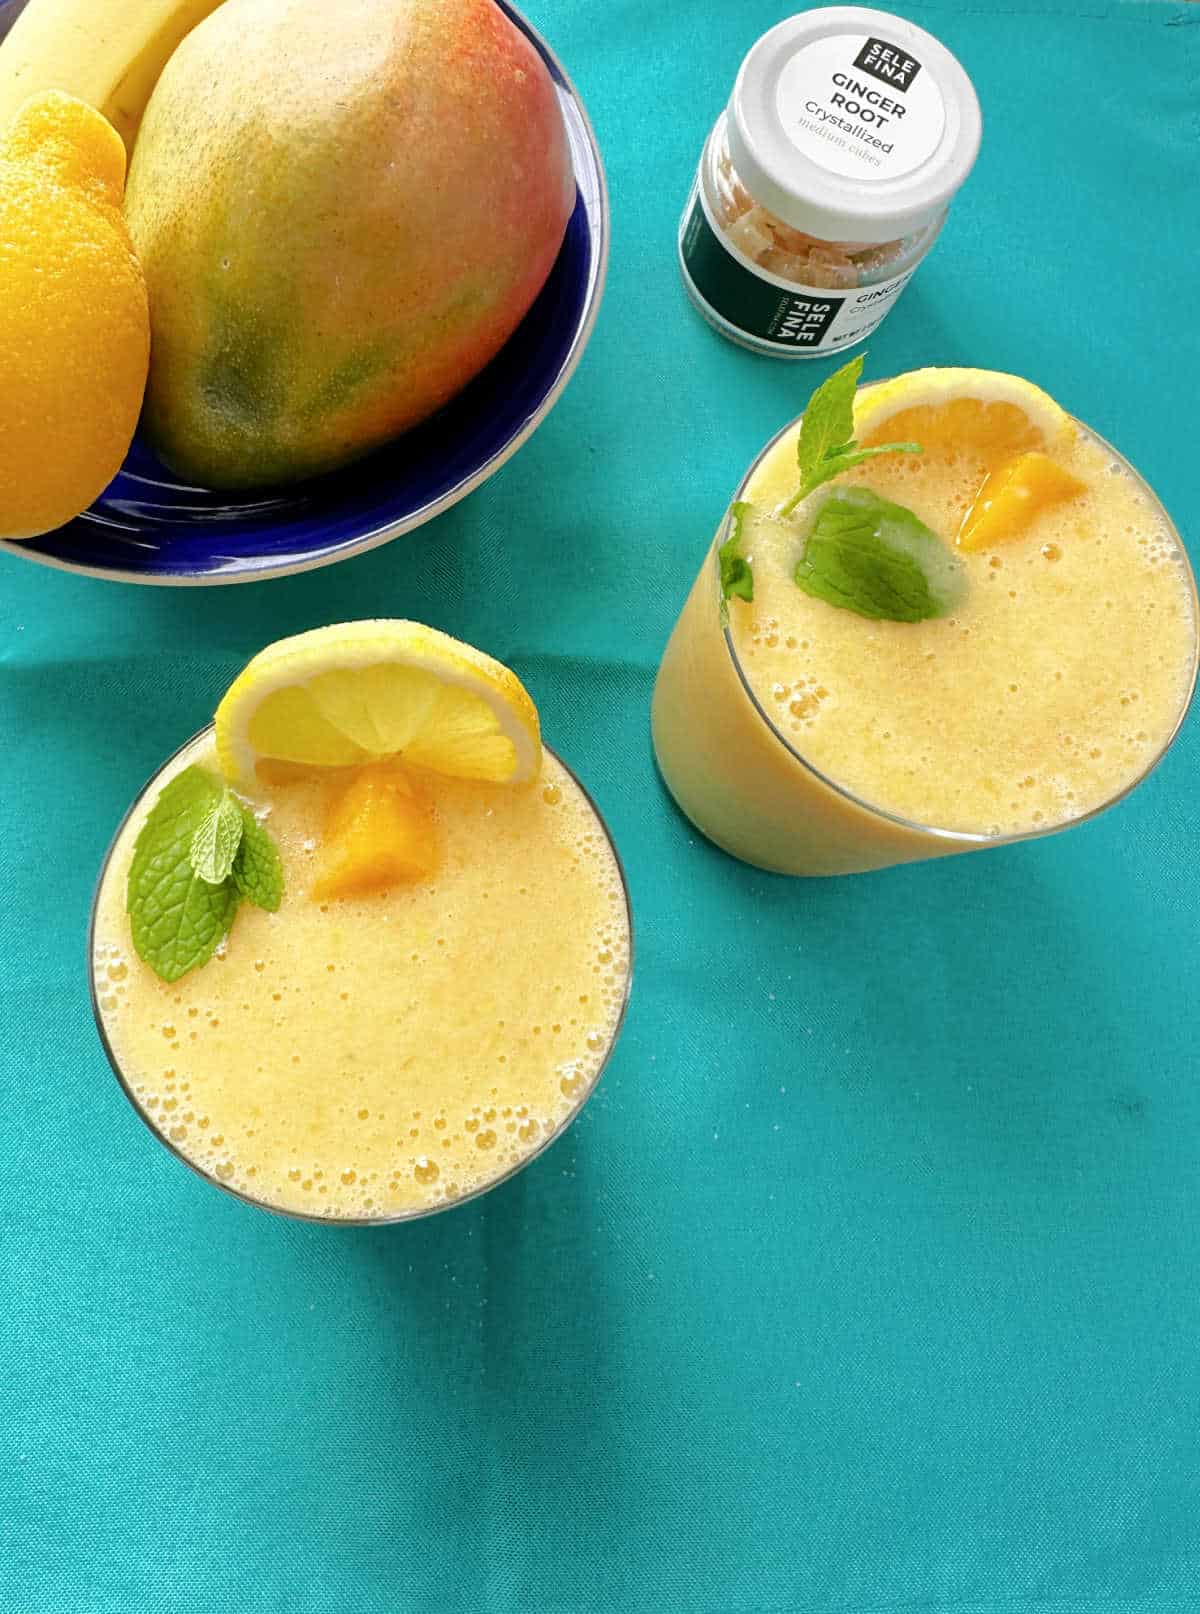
[679,7,981,358]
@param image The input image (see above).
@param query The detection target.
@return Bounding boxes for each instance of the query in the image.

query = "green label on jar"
[679,189,913,354]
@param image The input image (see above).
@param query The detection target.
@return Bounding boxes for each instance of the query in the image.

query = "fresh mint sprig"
[793,487,966,623]
[716,355,920,611]
[232,808,283,912]
[126,764,283,983]
[190,788,244,886]
[718,500,754,606]
[778,353,921,518]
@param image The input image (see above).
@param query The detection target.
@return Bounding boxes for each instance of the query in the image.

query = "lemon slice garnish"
[215,620,541,791]
[853,367,1074,475]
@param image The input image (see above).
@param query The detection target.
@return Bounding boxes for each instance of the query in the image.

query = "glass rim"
[88,725,635,1228]
[716,391,1200,849]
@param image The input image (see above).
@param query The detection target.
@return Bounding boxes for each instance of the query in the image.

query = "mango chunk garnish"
[958,451,1087,552]
[311,761,437,901]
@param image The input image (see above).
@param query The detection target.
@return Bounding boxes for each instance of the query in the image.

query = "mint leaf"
[796,352,863,486]
[126,766,241,984]
[232,808,284,912]
[189,789,244,886]
[780,354,921,516]
[718,500,755,605]
[793,487,966,623]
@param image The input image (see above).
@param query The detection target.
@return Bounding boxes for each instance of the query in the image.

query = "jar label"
[774,33,946,181]
[679,186,916,355]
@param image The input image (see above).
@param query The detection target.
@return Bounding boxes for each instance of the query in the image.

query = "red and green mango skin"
[125,0,575,490]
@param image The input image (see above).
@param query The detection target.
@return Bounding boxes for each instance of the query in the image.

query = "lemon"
[0,91,150,540]
[854,367,1073,473]
[216,622,543,791]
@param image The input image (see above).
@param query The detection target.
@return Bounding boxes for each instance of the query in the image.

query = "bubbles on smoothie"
[559,1062,585,1100]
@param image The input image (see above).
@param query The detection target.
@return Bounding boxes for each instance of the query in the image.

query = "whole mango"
[124,0,575,490]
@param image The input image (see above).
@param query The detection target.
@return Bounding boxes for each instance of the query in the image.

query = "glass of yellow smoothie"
[90,622,632,1223]
[653,361,1198,875]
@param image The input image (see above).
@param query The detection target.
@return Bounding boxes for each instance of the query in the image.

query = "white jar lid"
[726,6,981,244]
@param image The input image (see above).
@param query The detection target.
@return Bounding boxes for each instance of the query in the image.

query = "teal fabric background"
[2,2,1199,1609]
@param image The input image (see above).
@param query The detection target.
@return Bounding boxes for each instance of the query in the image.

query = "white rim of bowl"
[0,10,610,588]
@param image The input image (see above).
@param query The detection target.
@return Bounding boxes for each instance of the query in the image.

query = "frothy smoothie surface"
[93,735,630,1219]
[732,425,1196,835]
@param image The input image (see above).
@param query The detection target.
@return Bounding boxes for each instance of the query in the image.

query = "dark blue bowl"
[0,0,608,584]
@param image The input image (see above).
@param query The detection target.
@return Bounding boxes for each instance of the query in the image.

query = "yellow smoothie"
[653,386,1197,875]
[92,731,630,1220]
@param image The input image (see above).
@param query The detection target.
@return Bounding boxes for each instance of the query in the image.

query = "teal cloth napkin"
[3,2,1199,1609]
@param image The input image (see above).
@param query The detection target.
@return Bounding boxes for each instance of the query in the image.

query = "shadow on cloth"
[343,1119,639,1514]
[655,789,1150,1202]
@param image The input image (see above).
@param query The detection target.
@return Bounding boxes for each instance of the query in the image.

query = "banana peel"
[0,0,226,154]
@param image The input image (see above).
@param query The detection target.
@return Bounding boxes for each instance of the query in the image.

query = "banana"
[0,0,226,153]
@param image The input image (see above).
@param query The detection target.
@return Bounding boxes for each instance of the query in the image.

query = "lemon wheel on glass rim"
[215,621,542,792]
